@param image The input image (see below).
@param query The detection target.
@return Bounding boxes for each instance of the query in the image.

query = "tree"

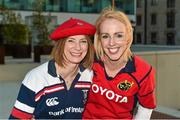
[0,6,29,45]
[32,0,52,46]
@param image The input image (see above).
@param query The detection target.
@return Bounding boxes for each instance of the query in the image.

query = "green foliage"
[32,0,52,46]
[2,24,28,44]
[1,7,29,45]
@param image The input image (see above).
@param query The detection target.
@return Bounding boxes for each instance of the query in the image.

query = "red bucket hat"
[50,18,96,41]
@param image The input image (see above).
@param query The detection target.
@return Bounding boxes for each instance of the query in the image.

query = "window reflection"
[0,0,135,14]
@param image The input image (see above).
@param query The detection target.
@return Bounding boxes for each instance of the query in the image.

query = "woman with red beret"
[9,18,96,119]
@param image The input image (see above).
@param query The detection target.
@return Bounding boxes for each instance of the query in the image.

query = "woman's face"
[99,18,128,62]
[63,35,88,65]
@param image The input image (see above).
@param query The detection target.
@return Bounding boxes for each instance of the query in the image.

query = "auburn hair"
[51,36,94,69]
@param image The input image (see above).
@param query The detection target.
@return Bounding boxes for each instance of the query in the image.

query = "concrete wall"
[136,50,180,110]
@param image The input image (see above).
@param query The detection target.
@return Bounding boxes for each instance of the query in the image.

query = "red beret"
[50,18,96,41]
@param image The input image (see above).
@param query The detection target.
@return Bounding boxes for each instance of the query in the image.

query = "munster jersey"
[83,55,156,119]
[9,60,93,119]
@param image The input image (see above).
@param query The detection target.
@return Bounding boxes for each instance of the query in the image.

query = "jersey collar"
[121,56,136,73]
[96,56,136,73]
[48,59,57,77]
[48,59,86,77]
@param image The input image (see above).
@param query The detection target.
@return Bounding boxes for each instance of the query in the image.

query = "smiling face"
[99,18,128,62]
[63,35,88,65]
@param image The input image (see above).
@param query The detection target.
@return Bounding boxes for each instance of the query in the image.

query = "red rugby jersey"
[83,55,156,119]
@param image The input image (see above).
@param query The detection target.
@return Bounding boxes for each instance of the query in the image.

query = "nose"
[75,42,81,50]
[109,36,115,46]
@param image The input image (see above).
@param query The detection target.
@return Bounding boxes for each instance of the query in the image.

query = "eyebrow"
[100,32,124,35]
[67,37,87,40]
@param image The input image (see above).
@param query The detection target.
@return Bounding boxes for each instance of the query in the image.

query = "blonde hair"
[51,36,94,69]
[94,8,133,62]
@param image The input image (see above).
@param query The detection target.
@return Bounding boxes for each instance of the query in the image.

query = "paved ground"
[151,111,180,119]
[0,80,21,118]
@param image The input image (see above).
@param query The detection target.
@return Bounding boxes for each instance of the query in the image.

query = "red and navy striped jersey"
[83,55,156,119]
[9,60,93,119]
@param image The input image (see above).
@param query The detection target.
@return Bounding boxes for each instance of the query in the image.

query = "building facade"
[0,0,136,45]
[135,0,180,45]
[0,0,136,25]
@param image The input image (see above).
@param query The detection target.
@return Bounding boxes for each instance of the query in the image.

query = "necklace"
[55,63,79,90]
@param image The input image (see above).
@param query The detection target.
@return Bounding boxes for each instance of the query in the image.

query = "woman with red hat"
[9,18,96,119]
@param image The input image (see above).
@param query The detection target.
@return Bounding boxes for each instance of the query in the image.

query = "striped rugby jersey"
[9,60,93,119]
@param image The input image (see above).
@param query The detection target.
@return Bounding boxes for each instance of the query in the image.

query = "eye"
[66,39,75,42]
[81,40,87,43]
[101,34,109,39]
[115,34,123,38]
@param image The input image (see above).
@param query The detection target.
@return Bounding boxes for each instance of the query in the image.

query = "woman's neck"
[55,63,79,79]
[103,56,127,78]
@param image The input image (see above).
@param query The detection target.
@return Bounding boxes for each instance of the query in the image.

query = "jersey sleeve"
[9,71,37,119]
[137,67,156,109]
[134,104,153,120]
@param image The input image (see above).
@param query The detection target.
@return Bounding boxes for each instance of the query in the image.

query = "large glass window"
[0,0,135,15]
[137,0,142,8]
[151,0,158,6]
[167,11,175,28]
[151,13,157,25]
[136,33,142,44]
[45,0,61,12]
[167,0,175,8]
[136,15,142,26]
[166,32,175,45]
[151,32,157,44]
[114,0,135,14]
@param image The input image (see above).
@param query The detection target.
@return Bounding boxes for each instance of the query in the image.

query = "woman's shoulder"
[29,61,49,75]
[22,62,49,89]
[79,68,93,83]
[131,55,154,81]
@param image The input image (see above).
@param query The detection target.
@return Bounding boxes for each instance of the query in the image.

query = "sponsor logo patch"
[117,80,134,91]
[46,97,59,106]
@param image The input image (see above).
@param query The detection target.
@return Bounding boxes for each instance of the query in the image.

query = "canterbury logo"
[46,97,59,106]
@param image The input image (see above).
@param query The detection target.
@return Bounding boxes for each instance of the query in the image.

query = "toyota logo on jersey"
[91,84,128,103]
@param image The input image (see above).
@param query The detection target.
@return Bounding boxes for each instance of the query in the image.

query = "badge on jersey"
[118,80,134,91]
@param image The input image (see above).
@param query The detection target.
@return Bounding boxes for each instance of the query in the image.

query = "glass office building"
[0,0,136,46]
[0,0,135,15]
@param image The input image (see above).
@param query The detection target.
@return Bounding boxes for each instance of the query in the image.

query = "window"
[1,0,136,14]
[80,0,97,12]
[81,0,94,7]
[151,13,157,25]
[151,32,157,44]
[48,0,54,5]
[136,33,142,44]
[151,0,158,6]
[167,11,175,28]
[136,15,142,26]
[137,0,142,8]
[10,0,19,2]
[114,0,135,14]
[167,0,175,8]
[167,32,175,45]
